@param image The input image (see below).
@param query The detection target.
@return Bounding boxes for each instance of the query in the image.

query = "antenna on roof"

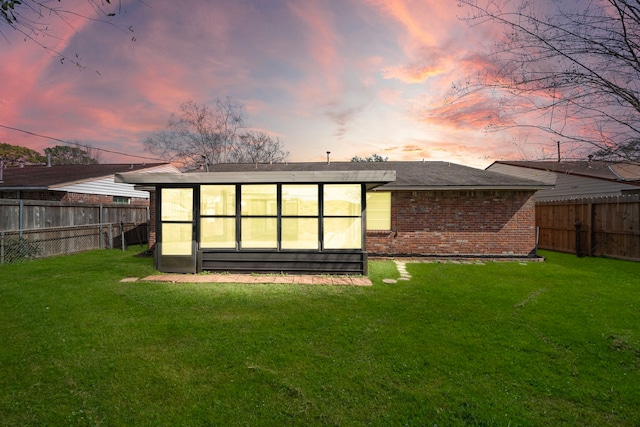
[326,151,331,165]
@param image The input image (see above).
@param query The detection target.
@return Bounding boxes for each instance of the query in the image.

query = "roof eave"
[0,186,51,191]
[116,170,397,185]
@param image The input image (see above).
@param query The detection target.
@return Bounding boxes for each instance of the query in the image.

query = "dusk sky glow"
[0,0,565,167]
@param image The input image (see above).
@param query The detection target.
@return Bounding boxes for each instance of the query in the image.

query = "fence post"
[19,200,24,239]
[99,204,103,249]
[1,231,4,265]
[120,221,125,252]
[109,223,113,249]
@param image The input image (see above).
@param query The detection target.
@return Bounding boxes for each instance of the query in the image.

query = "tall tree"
[44,144,99,164]
[144,99,289,169]
[451,0,640,161]
[0,142,45,166]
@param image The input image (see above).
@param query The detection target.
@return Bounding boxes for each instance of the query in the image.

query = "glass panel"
[282,185,318,216]
[366,192,391,230]
[161,223,192,255]
[281,218,318,249]
[201,185,236,216]
[324,217,362,249]
[241,185,277,216]
[241,217,277,248]
[324,184,361,216]
[161,188,193,221]
[201,218,236,248]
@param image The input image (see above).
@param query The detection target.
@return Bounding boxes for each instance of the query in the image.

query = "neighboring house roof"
[487,160,640,201]
[490,160,640,182]
[0,163,180,198]
[200,161,548,190]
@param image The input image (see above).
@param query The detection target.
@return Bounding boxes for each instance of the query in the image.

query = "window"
[162,223,193,255]
[200,185,236,249]
[324,184,361,216]
[194,183,366,252]
[366,192,391,230]
[281,185,318,249]
[323,184,362,249]
[160,188,193,255]
[113,196,130,205]
[241,185,277,248]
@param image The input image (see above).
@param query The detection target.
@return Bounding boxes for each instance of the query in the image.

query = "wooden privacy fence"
[0,199,149,231]
[536,194,640,261]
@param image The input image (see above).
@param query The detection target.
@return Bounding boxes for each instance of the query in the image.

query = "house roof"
[200,161,548,190]
[117,161,547,190]
[0,163,173,190]
[490,160,640,184]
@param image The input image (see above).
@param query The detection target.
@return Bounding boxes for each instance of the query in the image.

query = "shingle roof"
[492,160,640,183]
[0,163,171,189]
[204,161,546,190]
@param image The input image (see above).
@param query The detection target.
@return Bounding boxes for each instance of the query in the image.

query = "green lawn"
[0,247,639,426]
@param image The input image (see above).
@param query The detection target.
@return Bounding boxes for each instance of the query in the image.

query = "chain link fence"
[0,222,148,265]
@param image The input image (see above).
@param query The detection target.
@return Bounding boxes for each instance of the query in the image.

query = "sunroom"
[116,170,395,275]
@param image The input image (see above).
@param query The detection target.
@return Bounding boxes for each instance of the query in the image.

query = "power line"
[0,124,163,161]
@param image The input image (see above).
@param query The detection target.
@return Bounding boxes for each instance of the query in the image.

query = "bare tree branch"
[144,99,289,170]
[1,0,139,69]
[450,0,640,160]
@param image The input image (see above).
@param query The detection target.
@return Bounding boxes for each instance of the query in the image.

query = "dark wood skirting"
[198,250,367,275]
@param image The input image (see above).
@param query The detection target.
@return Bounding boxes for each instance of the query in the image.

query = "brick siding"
[148,190,157,250]
[366,190,537,257]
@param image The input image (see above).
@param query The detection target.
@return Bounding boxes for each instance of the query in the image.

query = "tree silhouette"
[451,0,640,161]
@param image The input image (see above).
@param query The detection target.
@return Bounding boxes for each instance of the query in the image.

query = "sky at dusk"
[0,0,557,168]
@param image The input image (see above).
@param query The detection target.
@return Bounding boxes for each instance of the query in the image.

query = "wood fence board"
[536,195,640,261]
[0,200,148,232]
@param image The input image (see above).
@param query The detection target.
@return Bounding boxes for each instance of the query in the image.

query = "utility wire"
[0,124,163,161]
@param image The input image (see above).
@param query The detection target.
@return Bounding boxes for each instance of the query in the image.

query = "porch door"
[157,187,197,273]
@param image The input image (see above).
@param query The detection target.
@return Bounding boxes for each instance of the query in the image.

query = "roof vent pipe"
[0,159,3,183]
[326,151,331,165]
[47,154,51,167]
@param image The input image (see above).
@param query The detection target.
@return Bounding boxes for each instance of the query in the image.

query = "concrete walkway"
[121,274,372,286]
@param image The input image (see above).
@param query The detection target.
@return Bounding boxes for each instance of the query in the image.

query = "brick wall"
[366,190,537,257]
[148,189,157,250]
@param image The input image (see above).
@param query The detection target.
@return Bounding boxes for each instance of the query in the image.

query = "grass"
[0,247,639,426]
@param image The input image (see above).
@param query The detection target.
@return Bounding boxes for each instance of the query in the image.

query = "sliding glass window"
[323,184,362,249]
